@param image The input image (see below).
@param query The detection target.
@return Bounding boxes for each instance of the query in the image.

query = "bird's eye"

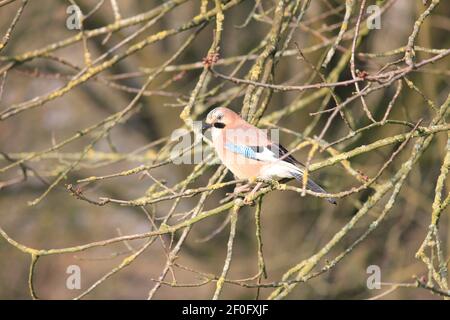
[216,114,223,120]
[213,122,225,129]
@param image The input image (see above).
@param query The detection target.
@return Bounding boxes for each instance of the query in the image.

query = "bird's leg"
[221,183,251,204]
[233,183,251,194]
[243,181,263,205]
[225,183,251,197]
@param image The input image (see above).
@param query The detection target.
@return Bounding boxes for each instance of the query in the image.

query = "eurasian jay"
[202,107,336,205]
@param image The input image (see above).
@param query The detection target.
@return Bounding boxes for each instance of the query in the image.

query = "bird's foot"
[233,184,251,194]
[242,181,263,206]
[221,184,251,204]
[243,194,256,206]
[224,184,251,198]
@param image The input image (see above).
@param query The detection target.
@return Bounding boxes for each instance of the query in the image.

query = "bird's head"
[202,107,240,133]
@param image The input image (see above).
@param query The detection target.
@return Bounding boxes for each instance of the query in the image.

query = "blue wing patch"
[224,143,260,160]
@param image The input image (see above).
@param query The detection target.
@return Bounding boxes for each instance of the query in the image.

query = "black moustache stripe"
[213,122,226,129]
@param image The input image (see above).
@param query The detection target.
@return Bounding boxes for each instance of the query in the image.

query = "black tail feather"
[291,171,337,205]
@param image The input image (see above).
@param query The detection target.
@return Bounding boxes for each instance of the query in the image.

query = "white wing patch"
[259,160,301,180]
[253,146,280,162]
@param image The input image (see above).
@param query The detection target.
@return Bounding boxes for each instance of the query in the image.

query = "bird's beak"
[201,122,212,134]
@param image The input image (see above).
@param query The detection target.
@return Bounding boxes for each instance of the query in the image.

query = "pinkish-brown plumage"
[203,107,336,204]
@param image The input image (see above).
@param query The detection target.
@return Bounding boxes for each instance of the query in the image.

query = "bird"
[201,107,336,205]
